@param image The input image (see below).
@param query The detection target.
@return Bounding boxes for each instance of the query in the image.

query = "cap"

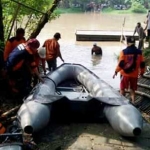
[54,32,61,39]
[38,47,46,58]
[93,43,97,46]
[26,39,40,49]
[126,37,135,44]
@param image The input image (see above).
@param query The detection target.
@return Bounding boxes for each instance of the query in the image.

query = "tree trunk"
[0,0,4,43]
[29,0,61,39]
[0,0,4,70]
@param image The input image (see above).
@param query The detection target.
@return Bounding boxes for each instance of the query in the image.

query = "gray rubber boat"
[0,133,23,150]
[17,63,143,137]
[0,144,22,150]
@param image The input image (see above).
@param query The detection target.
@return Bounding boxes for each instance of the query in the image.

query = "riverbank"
[56,7,147,15]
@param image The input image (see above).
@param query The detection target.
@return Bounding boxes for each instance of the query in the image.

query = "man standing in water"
[113,37,145,104]
[133,22,146,50]
[91,43,102,55]
[43,32,64,71]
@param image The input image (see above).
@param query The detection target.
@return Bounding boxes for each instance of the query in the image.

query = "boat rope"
[41,76,63,95]
[41,76,57,89]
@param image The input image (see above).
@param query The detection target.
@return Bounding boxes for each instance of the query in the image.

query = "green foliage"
[102,7,114,12]
[102,7,131,14]
[59,0,150,13]
[130,1,147,13]
[0,40,4,53]
[143,47,150,65]
[1,0,59,41]
[56,7,83,14]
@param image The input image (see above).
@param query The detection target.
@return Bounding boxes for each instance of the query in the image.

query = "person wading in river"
[43,32,64,71]
[91,43,102,55]
[113,37,145,104]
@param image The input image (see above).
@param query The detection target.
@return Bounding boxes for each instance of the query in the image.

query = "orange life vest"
[0,123,6,134]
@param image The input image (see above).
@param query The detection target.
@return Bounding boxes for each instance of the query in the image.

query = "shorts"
[120,76,138,91]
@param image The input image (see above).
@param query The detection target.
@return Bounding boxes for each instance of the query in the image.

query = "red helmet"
[26,39,40,49]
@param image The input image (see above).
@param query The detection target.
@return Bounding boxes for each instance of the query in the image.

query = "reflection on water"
[37,13,146,89]
[91,55,102,66]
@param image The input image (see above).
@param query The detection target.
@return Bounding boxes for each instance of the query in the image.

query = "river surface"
[37,13,147,89]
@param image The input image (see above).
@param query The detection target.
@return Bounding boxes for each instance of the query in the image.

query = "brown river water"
[37,13,147,89]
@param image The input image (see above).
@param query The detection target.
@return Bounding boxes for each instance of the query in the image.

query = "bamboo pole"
[120,17,126,43]
[143,74,150,79]
[0,0,4,42]
[0,105,20,119]
[135,91,150,98]
[125,90,150,99]
[24,14,33,30]
[1,116,17,125]
[137,83,150,90]
[7,3,21,40]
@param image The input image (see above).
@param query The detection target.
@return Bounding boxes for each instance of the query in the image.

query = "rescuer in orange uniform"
[43,32,64,71]
[113,37,145,104]
[4,28,26,62]
[6,39,44,97]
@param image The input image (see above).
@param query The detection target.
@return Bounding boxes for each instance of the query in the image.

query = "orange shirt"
[115,46,145,77]
[0,123,6,134]
[4,37,26,61]
[43,38,60,60]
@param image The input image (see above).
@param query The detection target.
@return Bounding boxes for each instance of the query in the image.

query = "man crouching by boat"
[6,39,44,98]
[91,43,102,55]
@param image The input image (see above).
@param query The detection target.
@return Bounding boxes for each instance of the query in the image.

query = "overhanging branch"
[29,0,61,39]
[11,0,46,15]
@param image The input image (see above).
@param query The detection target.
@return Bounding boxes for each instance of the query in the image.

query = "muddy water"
[37,13,147,89]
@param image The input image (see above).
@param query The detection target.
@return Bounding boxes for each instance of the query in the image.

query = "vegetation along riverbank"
[57,0,148,14]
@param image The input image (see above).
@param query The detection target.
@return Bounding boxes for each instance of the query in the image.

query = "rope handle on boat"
[41,76,57,89]
[41,76,61,95]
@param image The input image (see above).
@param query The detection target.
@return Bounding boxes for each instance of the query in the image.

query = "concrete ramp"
[75,30,138,41]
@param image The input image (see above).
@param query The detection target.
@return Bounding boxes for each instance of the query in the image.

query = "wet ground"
[35,121,150,150]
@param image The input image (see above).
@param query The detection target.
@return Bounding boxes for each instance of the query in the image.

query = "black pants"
[138,39,144,50]
[47,59,57,71]
[8,68,32,97]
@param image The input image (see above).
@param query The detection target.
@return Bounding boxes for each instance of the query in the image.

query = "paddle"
[120,17,126,45]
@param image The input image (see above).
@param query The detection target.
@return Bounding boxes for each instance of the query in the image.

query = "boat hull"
[104,104,143,136]
[0,145,22,150]
[17,63,143,137]
[17,101,51,134]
